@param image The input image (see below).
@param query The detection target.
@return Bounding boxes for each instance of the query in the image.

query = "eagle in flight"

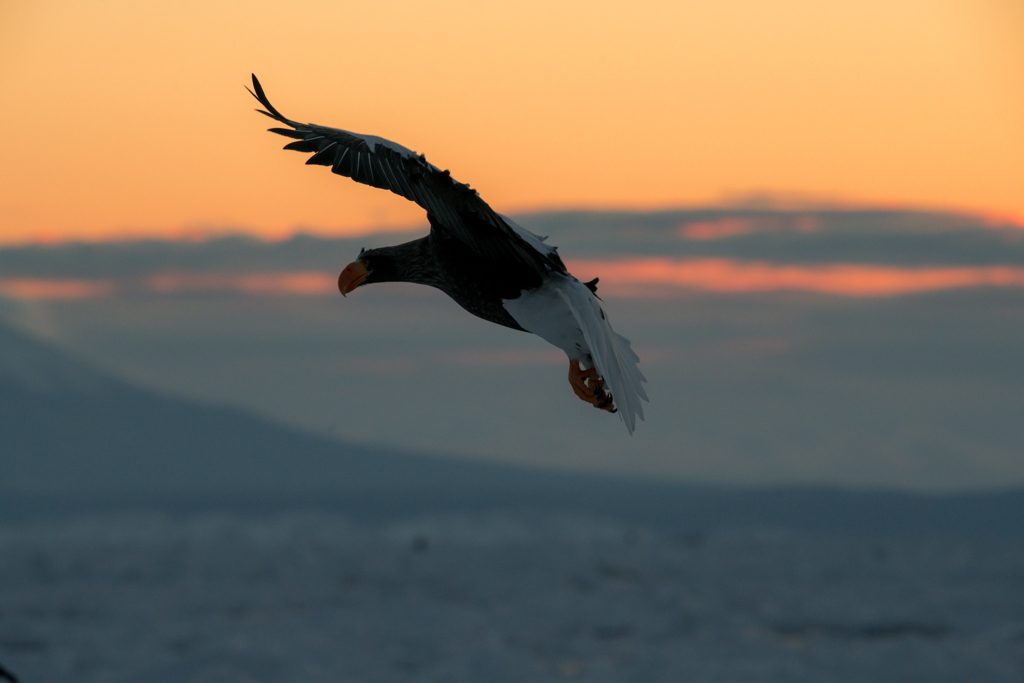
[248,75,647,433]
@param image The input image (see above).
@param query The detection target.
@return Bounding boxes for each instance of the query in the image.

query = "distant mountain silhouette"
[0,321,557,507]
[2,321,1021,536]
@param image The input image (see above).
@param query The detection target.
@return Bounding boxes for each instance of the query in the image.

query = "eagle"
[248,75,647,432]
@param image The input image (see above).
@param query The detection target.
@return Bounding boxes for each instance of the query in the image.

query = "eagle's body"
[249,75,648,432]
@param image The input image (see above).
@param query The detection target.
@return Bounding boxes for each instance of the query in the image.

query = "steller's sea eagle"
[248,75,648,433]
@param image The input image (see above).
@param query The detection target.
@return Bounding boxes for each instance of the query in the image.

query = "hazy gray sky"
[2,209,1022,491]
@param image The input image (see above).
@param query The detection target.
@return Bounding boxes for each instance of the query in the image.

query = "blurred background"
[2,0,1022,490]
[1,1,1023,681]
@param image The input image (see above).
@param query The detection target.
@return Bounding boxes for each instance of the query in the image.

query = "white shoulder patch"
[500,214,558,259]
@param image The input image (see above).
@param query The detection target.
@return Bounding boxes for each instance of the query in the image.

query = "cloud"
[0,278,116,300]
[10,258,1024,302]
[4,208,1024,302]
[522,209,1024,265]
[144,272,337,296]
[2,208,1024,491]
[569,259,1024,297]
[676,215,820,240]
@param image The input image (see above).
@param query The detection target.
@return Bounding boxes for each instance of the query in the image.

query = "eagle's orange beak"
[338,260,370,296]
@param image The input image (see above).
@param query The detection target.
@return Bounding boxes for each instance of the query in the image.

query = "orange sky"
[1,0,1022,245]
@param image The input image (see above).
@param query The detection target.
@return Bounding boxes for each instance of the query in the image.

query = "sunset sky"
[1,0,1022,245]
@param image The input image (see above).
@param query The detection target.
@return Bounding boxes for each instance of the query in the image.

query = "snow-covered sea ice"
[1,511,1022,682]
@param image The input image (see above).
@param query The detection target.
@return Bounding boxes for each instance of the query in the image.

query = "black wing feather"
[283,137,325,153]
[248,74,564,277]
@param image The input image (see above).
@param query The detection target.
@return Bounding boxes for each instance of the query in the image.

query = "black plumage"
[247,74,578,329]
[248,74,647,430]
[353,232,530,330]
[248,75,566,280]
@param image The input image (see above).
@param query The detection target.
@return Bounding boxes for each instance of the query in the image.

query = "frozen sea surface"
[1,512,1023,682]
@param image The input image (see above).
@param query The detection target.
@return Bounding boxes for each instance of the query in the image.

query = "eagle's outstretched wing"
[248,74,564,277]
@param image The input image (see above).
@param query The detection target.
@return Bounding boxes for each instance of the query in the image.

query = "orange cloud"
[0,278,117,300]
[568,259,1024,297]
[6,260,1024,301]
[144,272,336,296]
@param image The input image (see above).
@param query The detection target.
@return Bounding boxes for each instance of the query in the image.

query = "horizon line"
[2,201,1022,249]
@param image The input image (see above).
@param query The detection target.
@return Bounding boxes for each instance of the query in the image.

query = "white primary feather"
[503,274,648,434]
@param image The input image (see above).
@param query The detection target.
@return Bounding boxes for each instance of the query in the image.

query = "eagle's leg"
[568,360,616,413]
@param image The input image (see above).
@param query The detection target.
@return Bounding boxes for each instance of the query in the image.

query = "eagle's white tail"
[555,280,648,434]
